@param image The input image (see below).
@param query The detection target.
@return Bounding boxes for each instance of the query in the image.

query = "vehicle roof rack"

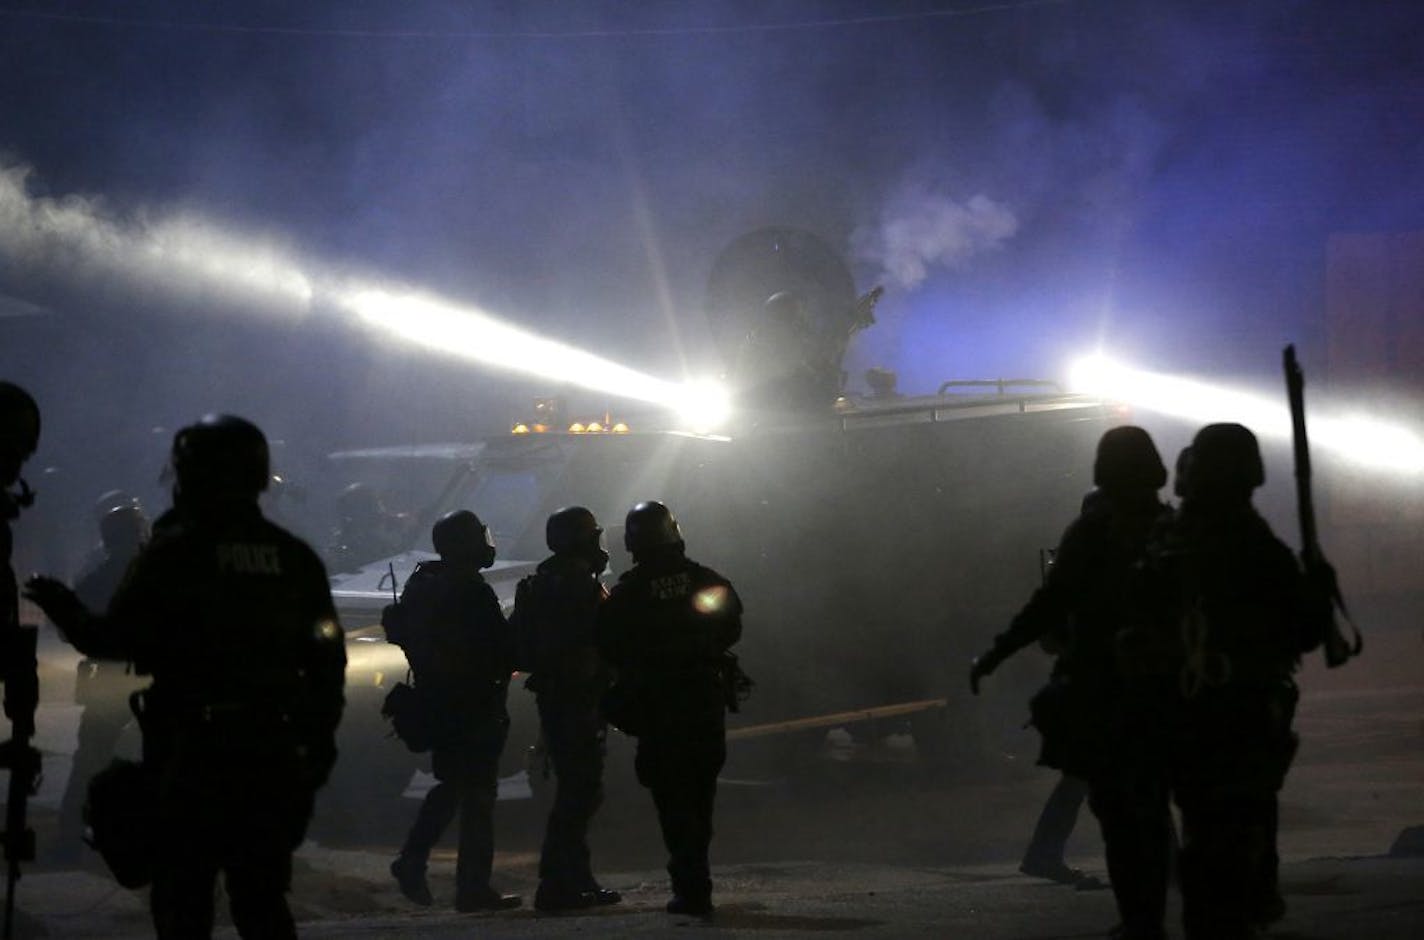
[937,379,1064,396]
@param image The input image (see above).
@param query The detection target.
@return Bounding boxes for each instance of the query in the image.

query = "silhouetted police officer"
[0,383,41,924]
[54,502,149,863]
[596,501,742,917]
[1137,424,1328,939]
[386,510,520,912]
[0,383,40,732]
[1017,490,1105,889]
[971,426,1173,940]
[511,506,621,911]
[0,384,40,791]
[26,414,346,940]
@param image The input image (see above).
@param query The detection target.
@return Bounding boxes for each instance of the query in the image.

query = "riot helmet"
[0,382,40,487]
[100,504,149,555]
[94,489,139,523]
[1092,426,1167,493]
[624,500,684,558]
[546,506,605,557]
[171,414,270,503]
[432,509,496,568]
[1185,423,1264,499]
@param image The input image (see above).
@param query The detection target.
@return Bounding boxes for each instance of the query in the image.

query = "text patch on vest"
[216,543,283,576]
[650,572,691,601]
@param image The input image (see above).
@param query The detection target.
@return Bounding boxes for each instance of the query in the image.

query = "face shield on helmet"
[432,509,496,568]
[546,506,608,571]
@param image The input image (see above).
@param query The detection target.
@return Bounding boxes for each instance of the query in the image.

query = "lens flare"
[1068,353,1424,476]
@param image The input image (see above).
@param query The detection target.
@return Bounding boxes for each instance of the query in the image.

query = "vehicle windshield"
[456,465,545,553]
[321,433,727,571]
[446,433,725,564]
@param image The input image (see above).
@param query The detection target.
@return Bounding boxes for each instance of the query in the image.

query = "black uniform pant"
[1175,786,1277,939]
[59,689,132,853]
[1173,686,1297,938]
[635,732,725,904]
[1088,772,1171,937]
[1023,774,1089,867]
[536,697,605,891]
[400,727,506,902]
[151,773,311,940]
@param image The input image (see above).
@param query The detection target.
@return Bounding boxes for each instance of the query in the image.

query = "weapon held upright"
[1283,344,1362,668]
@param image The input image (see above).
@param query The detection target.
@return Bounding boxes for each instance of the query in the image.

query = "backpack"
[381,680,436,753]
[84,758,158,888]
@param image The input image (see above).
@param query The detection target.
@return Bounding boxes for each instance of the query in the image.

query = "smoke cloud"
[0,161,314,314]
[851,185,1018,290]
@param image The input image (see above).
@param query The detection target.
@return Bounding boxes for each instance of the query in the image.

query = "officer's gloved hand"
[969,649,1004,696]
[22,576,87,636]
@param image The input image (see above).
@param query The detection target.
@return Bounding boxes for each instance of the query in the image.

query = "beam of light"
[1069,353,1424,477]
[342,285,686,407]
[0,163,733,431]
[0,164,314,310]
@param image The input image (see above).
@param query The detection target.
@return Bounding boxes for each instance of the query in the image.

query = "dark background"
[1,0,1420,564]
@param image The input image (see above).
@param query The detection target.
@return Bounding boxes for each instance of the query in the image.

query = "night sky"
[1,0,1421,550]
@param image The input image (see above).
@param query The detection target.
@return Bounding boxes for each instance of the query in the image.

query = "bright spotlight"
[1068,353,1424,476]
[667,379,733,434]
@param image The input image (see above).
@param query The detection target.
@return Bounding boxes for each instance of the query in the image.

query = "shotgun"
[1283,344,1361,668]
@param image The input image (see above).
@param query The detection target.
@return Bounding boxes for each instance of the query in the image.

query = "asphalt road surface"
[6,627,1422,939]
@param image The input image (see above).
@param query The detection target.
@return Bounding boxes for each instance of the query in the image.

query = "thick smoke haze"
[1,0,1421,584]
[0,161,315,314]
[0,4,1420,898]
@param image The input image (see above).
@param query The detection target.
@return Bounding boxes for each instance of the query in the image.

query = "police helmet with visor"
[171,414,270,502]
[432,509,496,568]
[624,500,684,557]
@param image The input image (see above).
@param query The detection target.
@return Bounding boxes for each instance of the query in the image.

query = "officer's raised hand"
[23,575,87,637]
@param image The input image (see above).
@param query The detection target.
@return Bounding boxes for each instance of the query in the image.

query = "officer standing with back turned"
[511,506,622,912]
[1134,423,1328,939]
[0,383,42,927]
[0,383,40,739]
[26,414,346,939]
[970,426,1173,940]
[596,500,742,918]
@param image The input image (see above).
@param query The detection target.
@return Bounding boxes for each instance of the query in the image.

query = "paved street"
[6,627,1422,938]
